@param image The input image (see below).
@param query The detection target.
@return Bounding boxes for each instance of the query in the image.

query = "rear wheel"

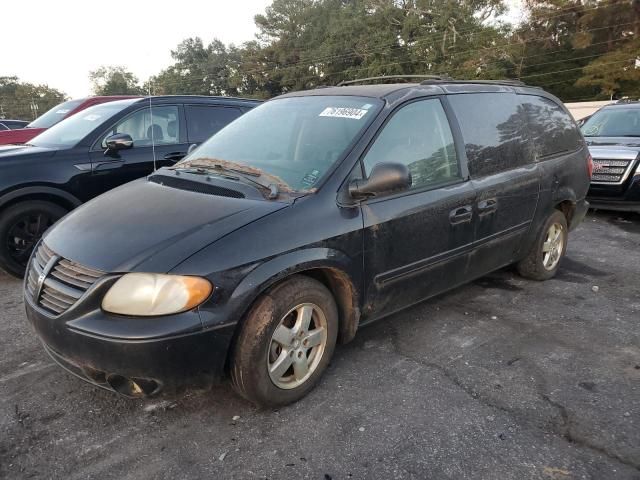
[0,201,67,278]
[230,275,338,407]
[516,210,568,281]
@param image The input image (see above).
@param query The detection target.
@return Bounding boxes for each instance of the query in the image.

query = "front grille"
[27,243,103,315]
[591,158,634,184]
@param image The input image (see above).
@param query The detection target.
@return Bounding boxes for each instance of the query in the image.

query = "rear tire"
[516,210,568,281]
[0,201,67,278]
[230,275,338,407]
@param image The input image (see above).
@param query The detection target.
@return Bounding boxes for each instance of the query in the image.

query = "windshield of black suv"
[30,99,138,148]
[581,107,640,137]
[177,96,383,192]
[27,99,85,129]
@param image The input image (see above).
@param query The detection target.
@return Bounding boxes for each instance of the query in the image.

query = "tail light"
[586,153,593,179]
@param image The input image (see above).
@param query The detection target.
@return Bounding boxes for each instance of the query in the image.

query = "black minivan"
[0,95,260,277]
[23,79,590,407]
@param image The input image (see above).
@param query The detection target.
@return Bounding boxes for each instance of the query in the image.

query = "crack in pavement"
[375,327,640,473]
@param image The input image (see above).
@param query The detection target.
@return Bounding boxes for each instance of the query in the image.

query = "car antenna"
[148,82,157,171]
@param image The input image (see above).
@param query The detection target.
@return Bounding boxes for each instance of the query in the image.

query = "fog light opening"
[106,374,158,398]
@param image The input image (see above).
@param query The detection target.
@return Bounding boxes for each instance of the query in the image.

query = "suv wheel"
[517,210,568,281]
[0,201,67,278]
[230,275,338,407]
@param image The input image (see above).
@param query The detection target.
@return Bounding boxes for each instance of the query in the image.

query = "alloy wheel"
[267,303,328,389]
[542,222,565,270]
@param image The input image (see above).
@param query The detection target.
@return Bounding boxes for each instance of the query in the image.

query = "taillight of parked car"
[587,153,594,179]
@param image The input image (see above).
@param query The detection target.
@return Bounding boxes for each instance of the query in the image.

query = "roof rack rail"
[419,78,528,87]
[615,98,639,104]
[337,75,452,86]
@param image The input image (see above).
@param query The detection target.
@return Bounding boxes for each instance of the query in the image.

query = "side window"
[101,106,180,148]
[185,105,242,143]
[521,95,582,158]
[362,99,460,191]
[448,93,533,177]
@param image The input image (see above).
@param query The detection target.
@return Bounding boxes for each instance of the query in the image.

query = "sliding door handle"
[477,198,498,214]
[449,205,473,224]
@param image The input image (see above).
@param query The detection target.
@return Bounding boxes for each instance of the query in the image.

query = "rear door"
[448,92,540,275]
[360,97,477,319]
[88,104,188,194]
[184,105,243,144]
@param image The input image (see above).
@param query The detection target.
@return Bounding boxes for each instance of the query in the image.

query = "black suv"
[23,79,590,407]
[0,95,260,277]
[581,101,640,212]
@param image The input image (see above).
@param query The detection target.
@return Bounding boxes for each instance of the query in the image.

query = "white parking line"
[0,362,55,383]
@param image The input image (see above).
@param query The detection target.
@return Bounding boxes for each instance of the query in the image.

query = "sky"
[2,0,272,98]
[2,0,522,99]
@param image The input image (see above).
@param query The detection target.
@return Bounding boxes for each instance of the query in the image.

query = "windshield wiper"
[174,163,279,199]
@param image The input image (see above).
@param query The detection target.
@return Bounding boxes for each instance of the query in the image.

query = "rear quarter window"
[520,95,582,159]
[448,93,534,178]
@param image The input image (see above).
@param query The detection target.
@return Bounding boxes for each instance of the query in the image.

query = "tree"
[89,66,145,95]
[0,76,67,120]
[515,0,640,101]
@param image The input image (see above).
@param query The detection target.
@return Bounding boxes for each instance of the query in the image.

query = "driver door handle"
[164,152,187,162]
[449,205,473,225]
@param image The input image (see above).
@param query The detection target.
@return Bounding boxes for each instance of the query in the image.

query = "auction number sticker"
[319,107,368,120]
[83,114,102,122]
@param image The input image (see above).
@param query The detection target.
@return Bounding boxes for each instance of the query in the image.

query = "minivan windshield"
[581,107,640,137]
[30,99,138,148]
[177,96,383,192]
[27,99,85,129]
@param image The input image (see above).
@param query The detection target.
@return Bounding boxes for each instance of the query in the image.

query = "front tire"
[517,210,568,281]
[0,200,67,278]
[230,275,338,407]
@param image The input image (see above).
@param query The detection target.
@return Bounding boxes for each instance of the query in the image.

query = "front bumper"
[24,293,235,397]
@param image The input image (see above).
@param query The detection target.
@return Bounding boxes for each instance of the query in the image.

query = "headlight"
[102,273,212,316]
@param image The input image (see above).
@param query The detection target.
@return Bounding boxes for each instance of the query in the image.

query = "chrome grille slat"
[50,269,94,289]
[39,297,66,314]
[43,278,83,300]
[57,259,103,278]
[27,243,104,316]
[41,291,72,310]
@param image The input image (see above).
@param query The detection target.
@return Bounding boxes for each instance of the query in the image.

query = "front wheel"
[517,210,568,281]
[230,275,338,407]
[0,201,67,278]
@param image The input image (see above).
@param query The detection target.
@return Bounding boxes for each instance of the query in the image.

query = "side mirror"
[105,133,133,152]
[348,162,412,199]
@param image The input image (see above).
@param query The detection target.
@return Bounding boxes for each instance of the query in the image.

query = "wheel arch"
[0,186,82,213]
[229,248,362,345]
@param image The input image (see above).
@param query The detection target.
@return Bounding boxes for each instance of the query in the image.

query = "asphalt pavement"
[1,211,639,480]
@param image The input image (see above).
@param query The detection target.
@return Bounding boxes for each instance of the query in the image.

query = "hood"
[0,127,45,146]
[0,144,57,159]
[585,136,640,149]
[43,177,289,273]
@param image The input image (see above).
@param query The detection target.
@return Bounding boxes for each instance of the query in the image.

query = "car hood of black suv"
[0,144,58,159]
[585,136,640,149]
[42,172,290,273]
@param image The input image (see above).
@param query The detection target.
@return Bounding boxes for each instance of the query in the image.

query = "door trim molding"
[375,220,530,286]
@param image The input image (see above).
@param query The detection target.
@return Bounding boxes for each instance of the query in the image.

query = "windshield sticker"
[361,104,373,110]
[301,169,321,188]
[83,114,102,122]
[55,109,70,114]
[319,107,368,120]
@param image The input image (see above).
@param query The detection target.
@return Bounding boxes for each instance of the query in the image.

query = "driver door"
[88,105,188,195]
[360,97,477,319]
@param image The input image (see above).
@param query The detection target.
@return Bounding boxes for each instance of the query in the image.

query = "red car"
[0,96,139,146]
